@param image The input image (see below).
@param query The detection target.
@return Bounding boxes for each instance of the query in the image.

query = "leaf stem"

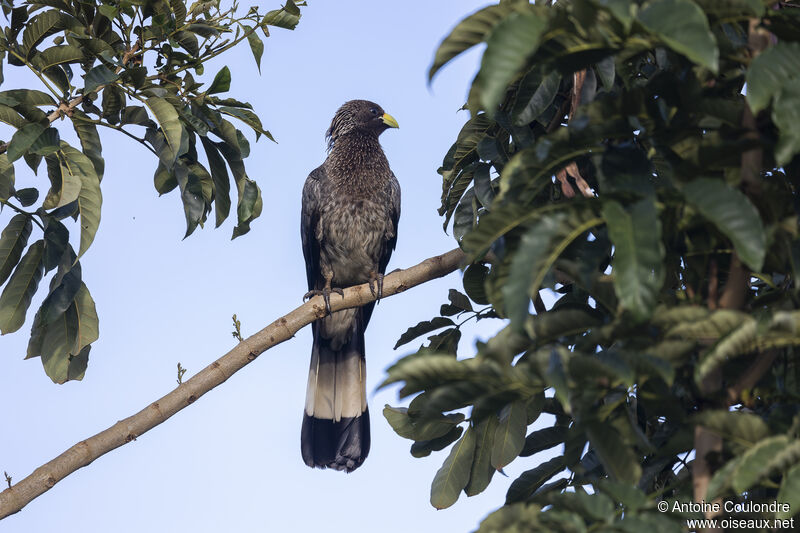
[0,199,45,231]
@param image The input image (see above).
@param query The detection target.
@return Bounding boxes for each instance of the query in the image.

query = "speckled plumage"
[300,100,400,472]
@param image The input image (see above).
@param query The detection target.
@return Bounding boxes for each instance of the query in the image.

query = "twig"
[0,200,45,231]
[0,248,466,519]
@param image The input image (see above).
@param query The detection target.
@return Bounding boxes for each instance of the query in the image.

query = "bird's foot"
[303,287,344,315]
[368,271,384,303]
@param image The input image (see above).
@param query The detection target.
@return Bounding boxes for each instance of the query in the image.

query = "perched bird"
[300,100,400,472]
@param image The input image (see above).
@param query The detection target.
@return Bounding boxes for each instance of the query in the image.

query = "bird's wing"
[379,172,401,275]
[301,166,326,291]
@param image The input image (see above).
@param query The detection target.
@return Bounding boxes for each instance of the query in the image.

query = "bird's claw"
[303,287,344,315]
[368,272,384,303]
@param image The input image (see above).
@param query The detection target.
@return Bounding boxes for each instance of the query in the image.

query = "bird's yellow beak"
[381,113,399,129]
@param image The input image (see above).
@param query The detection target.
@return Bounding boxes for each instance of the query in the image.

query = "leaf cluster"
[0,0,304,382]
[385,0,800,529]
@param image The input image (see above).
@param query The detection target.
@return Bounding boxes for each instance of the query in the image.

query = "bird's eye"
[370,108,378,115]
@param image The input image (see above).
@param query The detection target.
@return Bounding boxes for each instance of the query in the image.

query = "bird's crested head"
[326,100,398,150]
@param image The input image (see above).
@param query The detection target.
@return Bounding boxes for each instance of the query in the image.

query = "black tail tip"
[301,410,370,473]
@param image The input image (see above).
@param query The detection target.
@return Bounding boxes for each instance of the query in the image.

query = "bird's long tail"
[301,308,369,472]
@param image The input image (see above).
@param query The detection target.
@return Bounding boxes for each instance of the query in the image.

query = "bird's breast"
[318,194,391,286]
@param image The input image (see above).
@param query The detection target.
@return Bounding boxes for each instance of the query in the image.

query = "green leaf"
[448,289,473,312]
[694,316,758,384]
[587,423,642,484]
[429,4,518,81]
[473,163,495,209]
[745,42,800,114]
[602,199,664,321]
[14,188,39,207]
[692,410,769,447]
[463,263,490,305]
[42,152,81,209]
[526,308,603,346]
[504,208,603,329]
[33,45,83,70]
[594,56,616,91]
[411,426,464,458]
[30,127,60,156]
[476,12,546,114]
[174,161,206,238]
[145,97,189,166]
[121,106,153,127]
[682,178,766,271]
[383,404,465,442]
[597,479,648,511]
[7,123,47,162]
[520,426,569,457]
[200,137,231,227]
[233,177,260,237]
[207,66,231,95]
[97,4,118,20]
[515,71,560,126]
[383,406,417,439]
[394,317,455,349]
[219,107,273,142]
[638,0,718,72]
[168,0,187,25]
[430,427,477,509]
[383,355,489,398]
[550,491,615,521]
[246,27,264,74]
[174,31,199,57]
[262,0,302,29]
[40,283,98,383]
[599,0,634,28]
[476,502,542,532]
[772,83,800,166]
[42,220,69,272]
[732,435,790,493]
[0,89,56,108]
[71,110,104,180]
[0,154,13,201]
[0,104,26,129]
[101,85,124,123]
[505,456,565,504]
[0,240,44,334]
[491,400,528,470]
[22,10,63,56]
[465,416,499,496]
[60,143,102,259]
[83,64,120,94]
[0,215,33,286]
[777,462,800,519]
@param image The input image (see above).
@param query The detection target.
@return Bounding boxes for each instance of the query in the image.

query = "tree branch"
[726,350,778,406]
[0,248,466,519]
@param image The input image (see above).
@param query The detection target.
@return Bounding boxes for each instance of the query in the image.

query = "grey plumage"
[300,100,400,472]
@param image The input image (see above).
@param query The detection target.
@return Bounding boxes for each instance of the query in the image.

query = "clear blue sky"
[0,2,556,531]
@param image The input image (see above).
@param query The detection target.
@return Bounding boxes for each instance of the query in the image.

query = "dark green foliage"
[0,0,305,382]
[383,0,800,530]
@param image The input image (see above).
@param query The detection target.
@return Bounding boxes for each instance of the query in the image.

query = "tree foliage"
[0,0,304,383]
[385,0,800,529]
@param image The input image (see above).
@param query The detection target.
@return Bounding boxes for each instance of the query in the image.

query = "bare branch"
[0,248,466,519]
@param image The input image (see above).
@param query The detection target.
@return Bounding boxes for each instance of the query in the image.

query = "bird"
[300,100,400,472]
